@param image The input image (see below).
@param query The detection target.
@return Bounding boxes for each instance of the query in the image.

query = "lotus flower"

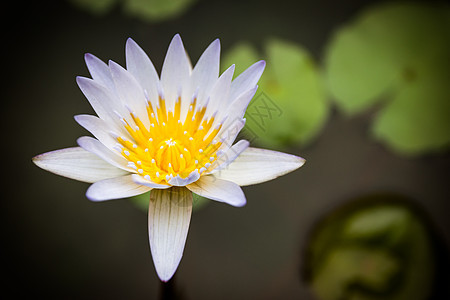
[33,34,305,281]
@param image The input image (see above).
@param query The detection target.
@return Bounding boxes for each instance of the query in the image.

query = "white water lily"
[33,34,305,281]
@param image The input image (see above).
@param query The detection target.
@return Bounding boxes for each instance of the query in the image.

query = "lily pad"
[223,39,328,149]
[304,194,437,300]
[324,2,450,155]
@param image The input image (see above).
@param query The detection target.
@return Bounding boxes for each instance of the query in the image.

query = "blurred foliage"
[303,194,440,300]
[69,0,118,14]
[69,0,197,21]
[223,40,329,149]
[124,0,197,22]
[324,3,450,156]
[130,191,209,213]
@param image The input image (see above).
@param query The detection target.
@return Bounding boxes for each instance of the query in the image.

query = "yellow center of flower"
[116,96,222,185]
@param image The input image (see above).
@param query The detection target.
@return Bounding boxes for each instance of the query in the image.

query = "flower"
[33,34,306,281]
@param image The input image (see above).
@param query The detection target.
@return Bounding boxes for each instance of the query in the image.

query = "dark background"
[3,0,449,299]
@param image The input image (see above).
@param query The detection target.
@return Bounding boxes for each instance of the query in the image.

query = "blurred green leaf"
[324,3,450,155]
[373,66,450,155]
[68,0,196,21]
[69,0,119,14]
[223,39,328,149]
[304,195,436,300]
[129,191,150,212]
[222,43,259,76]
[124,0,197,22]
[312,247,400,300]
[129,190,209,212]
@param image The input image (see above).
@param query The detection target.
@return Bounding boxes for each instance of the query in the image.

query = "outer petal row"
[32,147,129,183]
[86,174,152,201]
[213,147,306,186]
[187,175,246,207]
[149,187,192,282]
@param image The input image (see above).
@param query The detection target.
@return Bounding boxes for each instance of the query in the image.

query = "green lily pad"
[223,39,328,149]
[304,194,437,300]
[312,247,400,300]
[373,62,450,155]
[130,191,209,213]
[324,2,450,155]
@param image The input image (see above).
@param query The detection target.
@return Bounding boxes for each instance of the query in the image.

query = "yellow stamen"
[117,96,222,185]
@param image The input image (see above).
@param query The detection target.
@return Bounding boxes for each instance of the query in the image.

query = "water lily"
[33,34,305,281]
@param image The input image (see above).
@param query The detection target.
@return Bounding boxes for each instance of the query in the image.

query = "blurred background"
[3,0,449,299]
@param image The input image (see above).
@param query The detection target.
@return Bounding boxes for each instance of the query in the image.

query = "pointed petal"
[84,53,115,91]
[230,60,265,100]
[187,175,246,207]
[149,187,192,281]
[188,38,220,102]
[32,147,129,183]
[125,38,160,105]
[77,136,131,172]
[215,117,246,154]
[208,140,249,174]
[86,174,151,201]
[206,64,235,114]
[161,34,192,110]
[75,114,118,150]
[76,76,127,129]
[109,60,150,128]
[214,147,305,186]
[131,174,171,189]
[217,86,258,125]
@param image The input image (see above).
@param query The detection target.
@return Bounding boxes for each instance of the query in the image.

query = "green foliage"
[305,196,436,300]
[324,3,450,155]
[69,0,119,14]
[124,0,197,22]
[69,0,197,21]
[223,39,328,149]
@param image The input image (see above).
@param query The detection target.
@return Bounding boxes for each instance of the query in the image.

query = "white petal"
[84,53,115,91]
[125,38,160,105]
[149,187,192,281]
[168,170,200,186]
[187,38,220,105]
[33,147,129,183]
[86,174,151,201]
[131,174,171,189]
[217,86,258,126]
[76,76,127,129]
[187,175,246,207]
[215,117,246,154]
[161,34,192,110]
[75,114,118,150]
[208,140,249,174]
[213,147,305,186]
[230,60,265,100]
[206,64,235,115]
[77,136,131,172]
[109,60,150,128]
